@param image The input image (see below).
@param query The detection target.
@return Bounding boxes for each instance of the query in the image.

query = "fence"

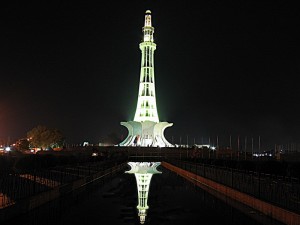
[167,159,300,214]
[0,159,126,209]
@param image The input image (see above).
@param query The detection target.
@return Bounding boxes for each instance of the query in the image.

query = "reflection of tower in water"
[126,162,161,224]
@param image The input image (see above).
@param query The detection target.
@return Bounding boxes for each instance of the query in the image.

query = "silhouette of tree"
[27,125,65,150]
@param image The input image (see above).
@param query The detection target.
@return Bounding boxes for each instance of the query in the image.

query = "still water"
[5,162,283,225]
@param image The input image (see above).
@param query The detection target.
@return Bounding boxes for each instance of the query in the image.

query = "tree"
[27,125,64,150]
[15,138,30,152]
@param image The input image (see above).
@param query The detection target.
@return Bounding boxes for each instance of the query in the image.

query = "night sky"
[1,1,299,150]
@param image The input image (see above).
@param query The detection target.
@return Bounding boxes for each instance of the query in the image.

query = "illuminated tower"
[126,162,161,224]
[120,10,173,147]
[134,10,159,123]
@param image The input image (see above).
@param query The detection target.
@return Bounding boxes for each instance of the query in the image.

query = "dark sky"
[0,1,299,150]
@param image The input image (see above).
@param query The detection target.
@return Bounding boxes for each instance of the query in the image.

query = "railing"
[166,159,300,214]
[0,159,126,209]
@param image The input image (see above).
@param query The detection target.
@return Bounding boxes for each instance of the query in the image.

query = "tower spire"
[143,10,154,42]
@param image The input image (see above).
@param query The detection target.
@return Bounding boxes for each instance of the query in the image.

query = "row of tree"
[15,125,64,152]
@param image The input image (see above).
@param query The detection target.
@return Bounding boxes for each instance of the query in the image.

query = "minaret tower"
[134,10,159,123]
[126,162,161,224]
[119,10,173,147]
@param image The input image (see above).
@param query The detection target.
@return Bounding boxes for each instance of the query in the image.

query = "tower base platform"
[119,121,173,147]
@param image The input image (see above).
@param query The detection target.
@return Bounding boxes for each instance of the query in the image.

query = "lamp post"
[187,134,189,147]
[251,137,254,159]
[244,136,247,160]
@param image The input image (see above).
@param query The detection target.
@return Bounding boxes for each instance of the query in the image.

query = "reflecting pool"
[4,162,284,225]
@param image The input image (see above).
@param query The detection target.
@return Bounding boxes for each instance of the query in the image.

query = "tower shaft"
[134,10,159,123]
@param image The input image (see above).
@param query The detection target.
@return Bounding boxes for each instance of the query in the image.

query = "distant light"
[5,147,11,151]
